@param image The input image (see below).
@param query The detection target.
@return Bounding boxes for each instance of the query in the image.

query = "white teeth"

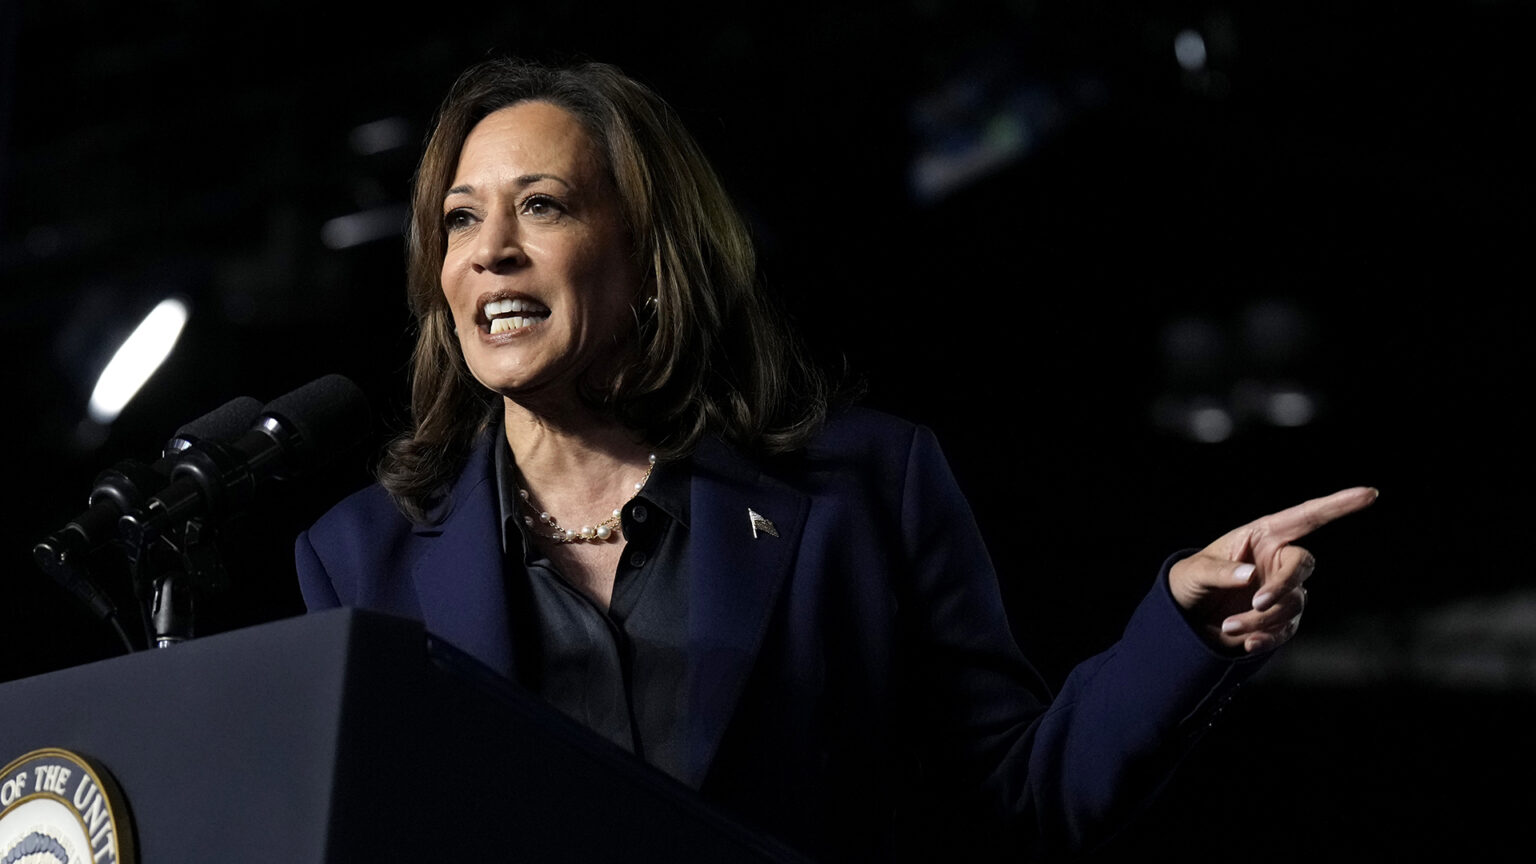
[482,297,548,317]
[483,298,550,335]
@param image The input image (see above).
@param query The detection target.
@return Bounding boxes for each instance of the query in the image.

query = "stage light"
[348,117,411,156]
[86,297,189,424]
[1265,389,1316,427]
[1189,406,1233,443]
[321,204,409,249]
[1175,29,1208,72]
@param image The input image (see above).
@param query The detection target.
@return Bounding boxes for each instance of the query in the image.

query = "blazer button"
[631,504,649,523]
[629,551,648,567]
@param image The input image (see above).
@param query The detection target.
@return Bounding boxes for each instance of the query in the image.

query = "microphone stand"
[124,515,230,649]
[32,458,172,654]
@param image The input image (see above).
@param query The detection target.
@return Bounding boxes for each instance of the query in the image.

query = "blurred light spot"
[1265,390,1316,427]
[87,298,189,424]
[907,51,1073,203]
[348,117,411,155]
[1174,29,1208,72]
[909,106,1033,202]
[1189,406,1233,442]
[321,204,409,249]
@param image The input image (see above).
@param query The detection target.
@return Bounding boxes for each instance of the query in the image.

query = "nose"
[470,212,527,274]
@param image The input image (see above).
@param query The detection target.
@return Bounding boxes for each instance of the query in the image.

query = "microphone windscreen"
[169,396,265,452]
[260,374,372,470]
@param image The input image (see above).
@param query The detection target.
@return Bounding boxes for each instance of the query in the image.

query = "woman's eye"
[443,209,475,231]
[521,195,564,219]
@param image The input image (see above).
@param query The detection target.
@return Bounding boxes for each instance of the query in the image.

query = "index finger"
[1257,486,1379,546]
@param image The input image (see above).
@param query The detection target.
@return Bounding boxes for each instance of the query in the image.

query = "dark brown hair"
[379,57,836,521]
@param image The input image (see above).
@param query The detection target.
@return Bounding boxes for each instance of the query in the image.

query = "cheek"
[577,245,641,318]
[439,264,469,323]
[439,305,469,355]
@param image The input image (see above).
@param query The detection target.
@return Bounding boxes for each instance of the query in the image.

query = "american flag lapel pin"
[748,508,778,539]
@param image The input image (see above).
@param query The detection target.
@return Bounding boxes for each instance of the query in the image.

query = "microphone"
[166,397,266,455]
[32,395,265,619]
[117,374,371,550]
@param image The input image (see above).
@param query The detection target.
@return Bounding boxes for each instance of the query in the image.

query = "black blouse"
[495,437,694,783]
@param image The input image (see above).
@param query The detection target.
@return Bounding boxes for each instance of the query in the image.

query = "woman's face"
[440,100,639,405]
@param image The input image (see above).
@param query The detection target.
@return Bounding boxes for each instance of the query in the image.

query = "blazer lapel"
[681,437,809,788]
[408,435,517,681]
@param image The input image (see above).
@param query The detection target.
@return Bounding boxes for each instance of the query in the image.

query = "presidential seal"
[0,749,135,864]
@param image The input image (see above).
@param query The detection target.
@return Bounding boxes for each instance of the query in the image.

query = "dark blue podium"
[0,608,809,862]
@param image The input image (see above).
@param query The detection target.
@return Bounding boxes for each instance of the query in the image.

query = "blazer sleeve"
[894,424,1263,857]
[295,529,342,610]
[290,481,412,614]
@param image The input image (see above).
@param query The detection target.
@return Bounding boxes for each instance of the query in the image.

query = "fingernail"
[1233,563,1256,584]
[1221,617,1243,634]
[1252,591,1274,611]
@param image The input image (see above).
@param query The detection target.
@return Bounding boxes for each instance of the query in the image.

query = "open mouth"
[481,296,551,334]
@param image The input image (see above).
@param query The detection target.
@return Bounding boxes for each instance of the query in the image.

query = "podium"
[0,608,810,862]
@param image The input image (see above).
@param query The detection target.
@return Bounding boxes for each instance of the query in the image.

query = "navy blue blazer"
[296,409,1260,860]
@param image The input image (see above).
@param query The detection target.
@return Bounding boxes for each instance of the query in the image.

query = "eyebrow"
[444,173,572,202]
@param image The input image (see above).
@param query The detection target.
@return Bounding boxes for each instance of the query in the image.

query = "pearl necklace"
[517,454,657,543]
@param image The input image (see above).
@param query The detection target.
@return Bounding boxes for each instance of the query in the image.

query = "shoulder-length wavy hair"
[379,57,836,522]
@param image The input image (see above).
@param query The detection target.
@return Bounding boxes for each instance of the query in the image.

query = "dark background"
[2,1,1531,859]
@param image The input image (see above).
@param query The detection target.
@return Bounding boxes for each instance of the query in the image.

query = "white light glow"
[348,116,411,155]
[1265,390,1317,427]
[321,204,409,249]
[87,298,189,424]
[1175,29,1208,72]
[1189,406,1233,443]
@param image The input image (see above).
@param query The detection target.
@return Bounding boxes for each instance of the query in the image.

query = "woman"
[296,57,1375,860]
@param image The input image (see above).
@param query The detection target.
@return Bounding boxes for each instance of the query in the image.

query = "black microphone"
[117,374,371,550]
[166,397,266,455]
[32,395,265,620]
